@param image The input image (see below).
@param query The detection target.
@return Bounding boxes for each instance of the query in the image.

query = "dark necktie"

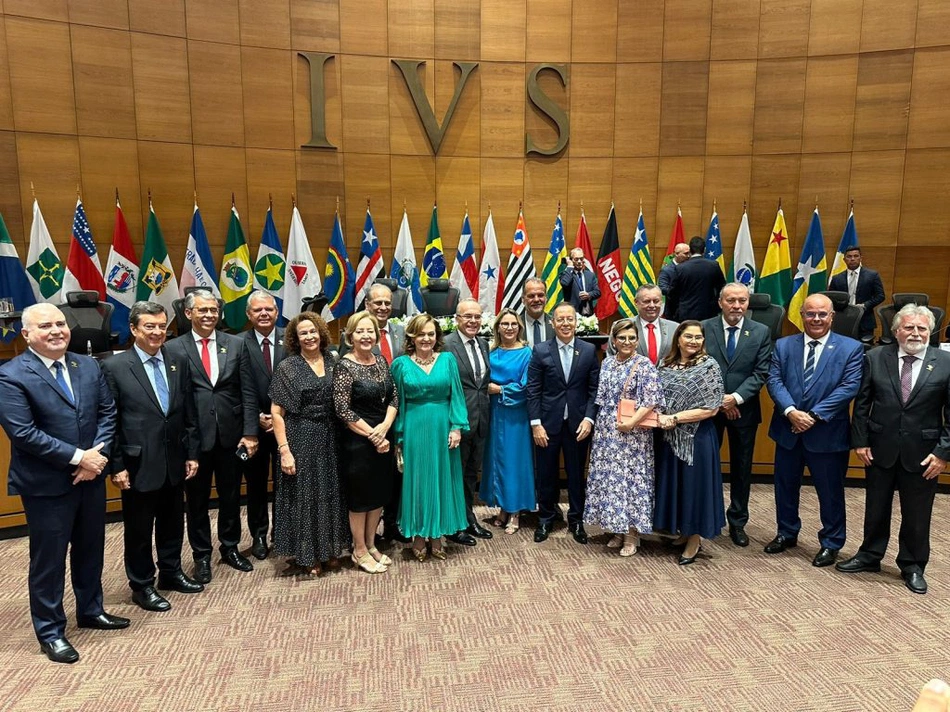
[262,337,272,373]
[533,320,541,347]
[468,339,482,380]
[726,326,738,360]
[900,354,915,403]
[148,356,169,413]
[803,340,819,386]
[52,362,74,404]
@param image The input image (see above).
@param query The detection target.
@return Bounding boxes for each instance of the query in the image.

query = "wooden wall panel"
[523,158,568,240]
[67,0,129,30]
[71,26,136,140]
[239,0,291,49]
[807,0,862,56]
[340,0,386,56]
[656,157,705,243]
[860,246,897,301]
[749,155,801,245]
[916,0,950,48]
[242,48,294,150]
[614,63,661,158]
[189,41,245,148]
[616,0,664,63]
[480,62,525,157]
[77,137,140,243]
[571,0,617,64]
[435,156,480,256]
[525,0,571,64]
[659,62,709,157]
[907,48,950,149]
[290,0,340,53]
[663,0,712,62]
[479,158,524,246]
[848,151,905,247]
[757,0,809,59]
[752,58,806,155]
[340,55,389,154]
[702,156,753,243]
[796,153,852,242]
[194,147,248,254]
[389,154,436,247]
[244,149,297,240]
[136,141,195,254]
[342,153,392,254]
[706,60,756,155]
[569,65,615,158]
[852,50,913,152]
[6,18,76,135]
[893,247,950,302]
[434,61,480,158]
[0,131,24,248]
[388,0,434,59]
[861,0,918,53]
[294,150,343,249]
[610,158,659,254]
[131,34,192,142]
[801,56,858,154]
[899,149,950,246]
[4,0,66,21]
[434,0,479,61]
[480,0,525,62]
[16,134,81,243]
[0,16,16,130]
[566,158,613,225]
[710,0,760,61]
[128,0,185,37]
[185,0,239,44]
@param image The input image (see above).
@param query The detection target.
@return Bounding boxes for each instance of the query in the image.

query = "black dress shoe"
[835,555,881,573]
[569,523,588,545]
[764,534,798,554]
[446,531,477,547]
[534,523,553,543]
[678,545,703,566]
[903,571,928,595]
[77,612,131,630]
[40,637,79,664]
[812,547,839,567]
[157,571,205,594]
[468,522,493,539]
[251,536,269,560]
[729,526,749,547]
[221,548,254,572]
[193,556,212,584]
[132,586,171,612]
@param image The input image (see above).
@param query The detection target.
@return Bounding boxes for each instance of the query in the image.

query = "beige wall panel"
[184,0,239,44]
[479,158,525,238]
[388,0,434,59]
[294,52,342,151]
[706,60,756,155]
[656,157,705,245]
[480,0,526,62]
[435,156,480,257]
[16,134,81,252]
[807,0,862,56]
[757,0,810,59]
[795,153,851,243]
[710,0,760,60]
[899,148,950,246]
[848,151,904,248]
[524,67,570,159]
[659,62,709,157]
[861,0,918,53]
[526,0,571,63]
[893,246,950,302]
[4,0,66,21]
[128,0,185,37]
[852,50,913,152]
[752,58,806,155]
[567,158,613,232]
[749,155,801,245]
[569,65,615,158]
[801,56,858,154]
[614,63,661,158]
[340,0,387,56]
[523,158,568,240]
[68,0,129,29]
[916,0,950,48]
[295,150,344,252]
[616,0,664,63]
[434,61,480,158]
[388,58,433,156]
[340,55,389,155]
[571,0,618,63]
[611,157,659,255]
[243,48,294,150]
[290,0,340,54]
[244,149,297,241]
[479,62,525,157]
[0,16,16,130]
[342,153,392,253]
[6,18,76,135]
[71,26,136,140]
[131,34,192,142]
[189,41,245,148]
[434,0,479,61]
[0,131,24,247]
[77,137,141,244]
[239,0,291,49]
[662,0,711,62]
[136,142,195,257]
[701,156,753,246]
[390,155,436,247]
[907,48,950,150]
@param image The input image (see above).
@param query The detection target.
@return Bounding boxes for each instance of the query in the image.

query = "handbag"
[395,445,404,473]
[617,363,659,428]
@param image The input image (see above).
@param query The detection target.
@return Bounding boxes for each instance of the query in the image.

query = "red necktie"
[379,328,392,363]
[201,338,212,379]
[647,323,658,365]
[262,337,272,373]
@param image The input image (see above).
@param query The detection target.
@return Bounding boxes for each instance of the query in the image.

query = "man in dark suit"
[765,293,864,567]
[101,301,203,613]
[0,304,127,664]
[443,298,493,546]
[667,236,726,322]
[837,305,950,594]
[164,289,258,583]
[527,302,600,544]
[827,247,885,340]
[522,277,553,348]
[658,242,689,296]
[558,248,601,317]
[701,283,772,547]
[242,291,284,559]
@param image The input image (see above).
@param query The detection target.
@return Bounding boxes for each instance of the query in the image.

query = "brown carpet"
[0,484,947,712]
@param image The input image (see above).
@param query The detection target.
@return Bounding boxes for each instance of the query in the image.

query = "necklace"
[413,353,436,366]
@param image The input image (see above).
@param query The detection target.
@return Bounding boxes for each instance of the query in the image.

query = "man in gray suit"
[522,277,552,348]
[701,283,772,547]
[634,284,677,365]
[443,298,493,546]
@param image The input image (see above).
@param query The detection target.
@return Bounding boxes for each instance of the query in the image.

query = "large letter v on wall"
[392,60,478,155]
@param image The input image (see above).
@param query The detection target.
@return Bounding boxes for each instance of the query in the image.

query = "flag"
[500,209,535,314]
[0,211,37,342]
[219,205,253,329]
[421,204,447,287]
[540,211,566,313]
[104,199,138,343]
[618,210,656,317]
[323,212,356,322]
[758,207,793,309]
[595,204,622,319]
[704,209,725,276]
[354,207,384,309]
[391,209,423,316]
[728,209,757,291]
[662,207,686,267]
[181,204,220,298]
[829,208,859,283]
[574,211,595,271]
[137,201,180,315]
[62,198,106,299]
[788,209,828,331]
[478,211,503,315]
[25,199,65,304]
[281,205,322,322]
[449,211,478,301]
[253,206,286,319]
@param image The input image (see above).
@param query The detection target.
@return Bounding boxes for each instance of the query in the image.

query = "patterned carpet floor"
[0,484,947,712]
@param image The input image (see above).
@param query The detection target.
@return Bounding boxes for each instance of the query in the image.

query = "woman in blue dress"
[480,309,535,534]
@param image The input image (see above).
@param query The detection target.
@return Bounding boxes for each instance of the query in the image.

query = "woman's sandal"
[606,534,624,549]
[351,552,387,573]
[619,534,640,557]
[368,547,393,566]
[505,516,520,535]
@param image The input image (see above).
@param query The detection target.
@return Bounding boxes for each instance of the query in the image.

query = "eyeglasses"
[499,323,519,329]
[614,335,638,343]
[802,311,831,320]
[680,334,705,342]
[553,317,575,325]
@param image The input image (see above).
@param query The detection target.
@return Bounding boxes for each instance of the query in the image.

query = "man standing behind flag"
[500,207,535,315]
[252,204,286,321]
[26,198,65,305]
[391,208,424,316]
[282,201,322,323]
[323,210,356,322]
[63,197,106,299]
[478,210,503,315]
[0,211,37,343]
[449,210,479,301]
[180,203,220,298]
[758,205,793,310]
[421,204,448,287]
[617,208,656,318]
[662,206,686,267]
[541,210,567,313]
[354,205,384,310]
[704,207,726,277]
[219,201,253,330]
[828,209,883,340]
[788,209,828,331]
[560,210,600,317]
[104,196,138,344]
[137,197,180,317]
[594,204,622,320]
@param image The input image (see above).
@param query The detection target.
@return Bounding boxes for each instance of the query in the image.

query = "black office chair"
[877,293,930,346]
[747,292,785,341]
[171,287,225,336]
[300,291,329,316]
[421,278,460,317]
[373,277,410,319]
[60,290,115,354]
[819,290,864,341]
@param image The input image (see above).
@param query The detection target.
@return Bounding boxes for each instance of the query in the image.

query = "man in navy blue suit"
[0,304,128,664]
[827,247,885,340]
[558,248,601,317]
[765,293,864,567]
[527,302,600,544]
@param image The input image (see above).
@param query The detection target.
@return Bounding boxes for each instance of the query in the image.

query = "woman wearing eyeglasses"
[653,320,725,565]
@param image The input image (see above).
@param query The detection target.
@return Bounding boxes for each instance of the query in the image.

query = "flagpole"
[269,193,273,211]
[115,187,120,206]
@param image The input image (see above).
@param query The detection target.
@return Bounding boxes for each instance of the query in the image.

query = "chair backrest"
[747,292,785,341]
[172,294,226,336]
[819,291,863,339]
[421,279,460,317]
[893,292,929,309]
[929,306,946,346]
[60,291,113,354]
[820,290,850,312]
[300,292,329,316]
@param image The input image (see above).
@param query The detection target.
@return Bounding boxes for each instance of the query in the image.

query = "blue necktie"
[533,320,542,347]
[52,362,74,404]
[148,356,169,413]
[726,326,738,360]
[560,343,572,381]
[803,340,819,386]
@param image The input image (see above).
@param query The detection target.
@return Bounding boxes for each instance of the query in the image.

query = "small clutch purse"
[395,445,404,473]
[617,398,660,428]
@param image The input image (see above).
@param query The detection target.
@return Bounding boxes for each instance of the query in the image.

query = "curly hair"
[403,313,444,356]
[284,311,333,359]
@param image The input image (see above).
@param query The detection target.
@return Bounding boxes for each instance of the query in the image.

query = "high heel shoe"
[368,547,393,566]
[619,533,640,557]
[352,552,387,573]
[505,515,520,535]
[606,534,624,549]
[429,539,447,560]
[411,545,427,562]
[678,544,703,566]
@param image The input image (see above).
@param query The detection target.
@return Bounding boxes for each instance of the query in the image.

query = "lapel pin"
[743,331,749,337]
[278,340,283,346]
[927,364,934,371]
[828,344,834,350]
[170,364,177,372]
[219,346,227,354]
[69,360,78,368]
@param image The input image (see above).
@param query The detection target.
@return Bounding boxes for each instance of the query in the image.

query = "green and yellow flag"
[758,207,792,308]
[421,204,447,288]
[219,204,252,329]
[540,212,567,313]
[617,210,656,317]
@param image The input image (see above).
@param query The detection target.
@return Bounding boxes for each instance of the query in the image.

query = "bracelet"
[278,443,289,451]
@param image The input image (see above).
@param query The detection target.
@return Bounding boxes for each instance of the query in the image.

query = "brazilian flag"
[219,205,253,329]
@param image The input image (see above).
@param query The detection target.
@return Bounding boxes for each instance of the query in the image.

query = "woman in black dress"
[270,311,351,576]
[333,311,399,574]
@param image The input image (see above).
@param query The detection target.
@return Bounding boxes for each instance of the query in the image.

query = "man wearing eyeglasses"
[765,293,863,568]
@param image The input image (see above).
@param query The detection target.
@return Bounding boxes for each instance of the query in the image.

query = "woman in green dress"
[390,314,470,561]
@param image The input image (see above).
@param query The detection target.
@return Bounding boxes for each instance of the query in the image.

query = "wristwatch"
[806,410,823,423]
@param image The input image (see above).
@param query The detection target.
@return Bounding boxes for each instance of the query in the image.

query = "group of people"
[1,256,948,665]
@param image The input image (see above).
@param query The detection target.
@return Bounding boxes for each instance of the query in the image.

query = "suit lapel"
[25,353,76,408]
[215,332,229,381]
[129,354,163,413]
[66,357,83,410]
[245,331,266,374]
[184,336,211,385]
[808,333,837,389]
[905,349,937,407]
[708,321,727,365]
[450,335,474,386]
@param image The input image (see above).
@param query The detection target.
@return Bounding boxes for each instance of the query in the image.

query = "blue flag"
[788,209,828,331]
[324,213,355,321]
[829,209,859,284]
[0,211,37,342]
[181,205,220,296]
[253,207,287,324]
[705,210,725,276]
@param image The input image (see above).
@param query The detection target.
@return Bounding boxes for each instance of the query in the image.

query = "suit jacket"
[668,256,726,322]
[243,327,285,416]
[701,317,772,427]
[828,267,885,335]
[527,337,600,437]
[558,268,601,316]
[338,321,405,359]
[657,262,677,295]
[766,332,864,453]
[851,345,950,472]
[525,313,553,348]
[636,317,678,362]
[101,347,200,492]
[443,331,491,437]
[0,351,116,498]
[164,330,258,452]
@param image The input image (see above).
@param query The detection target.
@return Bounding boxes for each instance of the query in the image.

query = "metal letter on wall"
[391,60,478,155]
[299,52,336,149]
[525,64,570,157]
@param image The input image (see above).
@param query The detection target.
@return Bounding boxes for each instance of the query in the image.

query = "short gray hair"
[892,304,935,333]
[455,298,481,316]
[635,283,661,299]
[21,303,64,330]
[719,282,751,299]
[367,283,392,301]
[246,290,276,312]
[183,289,216,310]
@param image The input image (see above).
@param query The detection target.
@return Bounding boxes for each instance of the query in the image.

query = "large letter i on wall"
[298,52,336,149]
[392,60,478,155]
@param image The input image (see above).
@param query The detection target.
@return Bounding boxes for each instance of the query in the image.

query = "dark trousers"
[382,463,404,535]
[773,444,849,550]
[536,419,590,526]
[714,417,758,528]
[186,444,243,559]
[21,480,106,643]
[121,482,185,591]
[858,461,938,574]
[458,431,486,527]
[244,430,277,539]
